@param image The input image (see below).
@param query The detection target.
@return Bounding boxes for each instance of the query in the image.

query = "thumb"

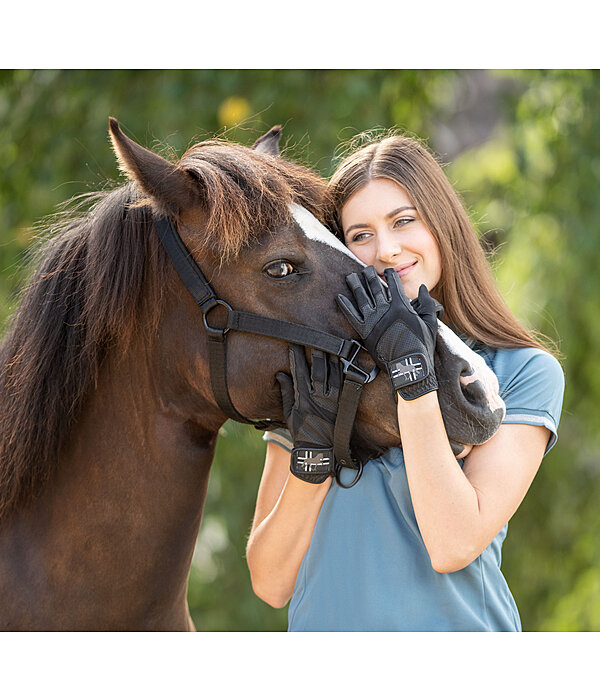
[275,372,295,419]
[415,284,439,335]
[336,293,363,328]
[383,268,413,313]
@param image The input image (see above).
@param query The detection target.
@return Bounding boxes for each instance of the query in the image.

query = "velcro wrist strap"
[291,447,335,484]
[397,372,438,401]
[386,353,430,390]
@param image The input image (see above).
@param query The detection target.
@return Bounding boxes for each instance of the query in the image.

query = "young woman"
[245,132,565,631]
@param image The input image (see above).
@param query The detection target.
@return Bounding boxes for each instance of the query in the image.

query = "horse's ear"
[108,117,198,216]
[252,125,282,156]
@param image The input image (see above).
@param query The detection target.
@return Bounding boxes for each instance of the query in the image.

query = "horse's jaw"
[435,322,506,446]
[437,322,506,417]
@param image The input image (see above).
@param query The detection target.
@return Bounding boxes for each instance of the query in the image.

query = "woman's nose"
[377,231,401,262]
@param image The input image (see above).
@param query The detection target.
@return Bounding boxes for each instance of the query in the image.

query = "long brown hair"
[326,131,556,353]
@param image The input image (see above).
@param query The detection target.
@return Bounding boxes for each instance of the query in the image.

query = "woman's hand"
[337,266,440,400]
[276,345,342,484]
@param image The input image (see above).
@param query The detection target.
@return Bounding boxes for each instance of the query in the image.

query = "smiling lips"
[379,261,418,279]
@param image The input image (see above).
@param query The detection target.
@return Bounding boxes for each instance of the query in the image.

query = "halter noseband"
[154,215,377,487]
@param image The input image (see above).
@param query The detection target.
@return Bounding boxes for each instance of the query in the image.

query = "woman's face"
[340,178,442,300]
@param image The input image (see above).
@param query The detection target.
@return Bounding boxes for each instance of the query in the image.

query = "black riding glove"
[276,345,341,484]
[336,266,441,401]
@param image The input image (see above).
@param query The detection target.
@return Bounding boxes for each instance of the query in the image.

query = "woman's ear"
[108,117,199,217]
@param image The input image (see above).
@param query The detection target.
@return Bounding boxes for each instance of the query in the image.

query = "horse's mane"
[0,139,328,520]
[179,140,326,261]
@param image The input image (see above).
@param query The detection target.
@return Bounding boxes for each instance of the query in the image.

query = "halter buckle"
[341,339,379,385]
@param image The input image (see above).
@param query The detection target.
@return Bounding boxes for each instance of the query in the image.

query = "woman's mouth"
[378,261,418,283]
[394,261,418,278]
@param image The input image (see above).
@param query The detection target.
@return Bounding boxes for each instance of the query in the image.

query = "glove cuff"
[290,447,335,484]
[396,372,439,400]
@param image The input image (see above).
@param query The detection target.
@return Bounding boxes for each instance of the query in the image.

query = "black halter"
[154,215,377,487]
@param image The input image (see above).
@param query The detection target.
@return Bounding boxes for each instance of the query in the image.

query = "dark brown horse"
[0,120,504,630]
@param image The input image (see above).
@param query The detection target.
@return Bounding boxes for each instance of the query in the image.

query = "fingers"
[310,349,327,396]
[275,372,294,418]
[326,355,343,392]
[288,344,311,402]
[337,266,389,329]
[383,268,413,313]
[345,271,374,312]
[415,284,441,335]
[310,349,342,397]
[336,292,364,328]
[279,346,341,422]
[362,266,388,306]
[416,284,436,316]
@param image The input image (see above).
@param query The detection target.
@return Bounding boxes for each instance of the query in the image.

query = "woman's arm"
[336,267,551,574]
[396,391,549,572]
[246,442,331,608]
[247,346,341,607]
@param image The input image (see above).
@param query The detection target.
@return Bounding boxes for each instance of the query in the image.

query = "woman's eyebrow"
[345,222,371,235]
[344,206,416,235]
[386,205,416,218]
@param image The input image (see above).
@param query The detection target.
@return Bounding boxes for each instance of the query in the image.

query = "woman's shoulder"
[482,344,563,384]
[476,344,565,434]
[481,345,565,453]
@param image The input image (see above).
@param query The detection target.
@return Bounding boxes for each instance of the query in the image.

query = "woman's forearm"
[396,391,482,572]
[246,475,331,608]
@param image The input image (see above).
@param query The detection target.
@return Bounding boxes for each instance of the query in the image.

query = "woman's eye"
[264,261,296,278]
[350,231,371,243]
[394,217,414,227]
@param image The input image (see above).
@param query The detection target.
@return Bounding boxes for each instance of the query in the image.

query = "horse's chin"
[350,439,389,465]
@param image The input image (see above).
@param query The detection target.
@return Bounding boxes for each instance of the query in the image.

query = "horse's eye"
[264,261,296,278]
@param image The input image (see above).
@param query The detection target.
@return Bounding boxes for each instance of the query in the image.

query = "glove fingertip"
[275,370,294,409]
[385,267,412,309]
[275,370,292,392]
[336,294,356,319]
[344,272,360,290]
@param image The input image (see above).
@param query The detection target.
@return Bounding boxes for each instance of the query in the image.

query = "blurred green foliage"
[0,69,597,630]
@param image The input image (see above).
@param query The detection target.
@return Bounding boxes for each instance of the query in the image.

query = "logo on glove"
[390,354,428,386]
[294,449,332,473]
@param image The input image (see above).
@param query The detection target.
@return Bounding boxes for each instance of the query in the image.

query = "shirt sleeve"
[497,348,565,454]
[263,427,293,452]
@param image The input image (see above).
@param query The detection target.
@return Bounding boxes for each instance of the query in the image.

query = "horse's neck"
[40,343,220,589]
[0,340,222,630]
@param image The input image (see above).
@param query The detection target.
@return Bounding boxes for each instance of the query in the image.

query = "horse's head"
[108,119,503,461]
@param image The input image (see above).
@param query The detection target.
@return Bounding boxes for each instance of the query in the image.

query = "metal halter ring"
[334,461,364,489]
[203,300,233,337]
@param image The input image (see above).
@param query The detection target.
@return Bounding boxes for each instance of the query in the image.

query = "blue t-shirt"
[265,345,565,632]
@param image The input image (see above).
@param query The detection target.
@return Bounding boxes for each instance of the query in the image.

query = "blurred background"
[0,69,598,631]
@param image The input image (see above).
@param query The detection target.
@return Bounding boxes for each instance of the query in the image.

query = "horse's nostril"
[458,359,475,379]
[461,377,486,404]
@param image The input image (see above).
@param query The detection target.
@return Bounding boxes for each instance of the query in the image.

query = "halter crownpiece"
[153,214,378,487]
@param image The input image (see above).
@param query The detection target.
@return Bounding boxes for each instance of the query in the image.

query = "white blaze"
[289,203,366,267]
